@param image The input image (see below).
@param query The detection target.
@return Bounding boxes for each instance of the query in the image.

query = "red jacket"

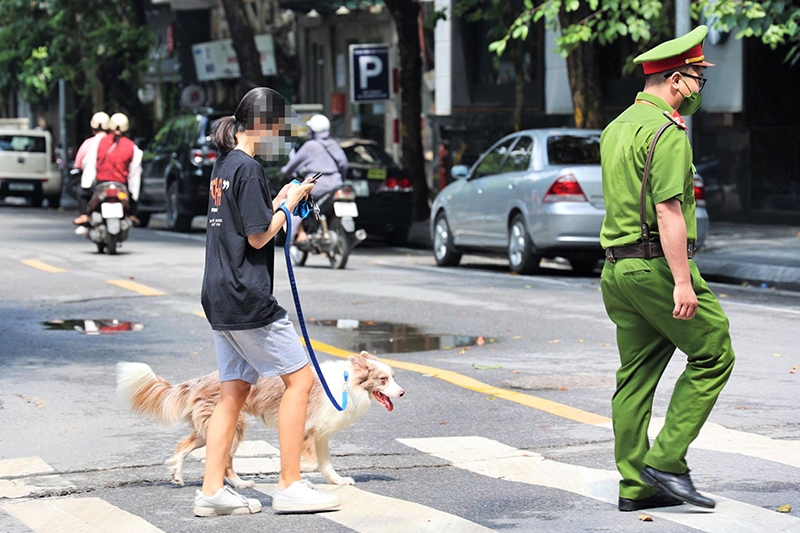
[93,134,143,200]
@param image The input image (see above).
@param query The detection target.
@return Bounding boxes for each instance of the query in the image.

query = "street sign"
[349,44,390,103]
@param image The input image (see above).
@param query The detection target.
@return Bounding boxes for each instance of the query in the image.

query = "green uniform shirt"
[600,92,697,249]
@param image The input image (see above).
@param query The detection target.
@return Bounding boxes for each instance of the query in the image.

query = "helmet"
[90,111,109,130]
[108,113,130,133]
[306,114,330,134]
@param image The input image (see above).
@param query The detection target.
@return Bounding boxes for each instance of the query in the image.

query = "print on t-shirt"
[208,177,229,227]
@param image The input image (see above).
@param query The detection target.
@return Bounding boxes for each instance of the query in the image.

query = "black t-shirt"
[201,150,285,330]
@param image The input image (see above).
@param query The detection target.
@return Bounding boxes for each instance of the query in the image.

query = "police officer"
[600,26,735,512]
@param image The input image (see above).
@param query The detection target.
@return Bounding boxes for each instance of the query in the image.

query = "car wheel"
[570,259,599,275]
[508,214,541,274]
[31,195,44,208]
[133,212,151,228]
[433,213,462,267]
[166,181,193,232]
[45,194,61,209]
[385,226,410,247]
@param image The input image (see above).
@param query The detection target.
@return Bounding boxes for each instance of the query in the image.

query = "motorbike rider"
[280,114,348,242]
[72,112,109,225]
[77,113,143,227]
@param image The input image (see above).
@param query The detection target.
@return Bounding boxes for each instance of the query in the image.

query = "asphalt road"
[1,204,799,533]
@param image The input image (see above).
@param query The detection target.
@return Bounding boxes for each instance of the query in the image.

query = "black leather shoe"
[618,491,684,512]
[640,466,716,509]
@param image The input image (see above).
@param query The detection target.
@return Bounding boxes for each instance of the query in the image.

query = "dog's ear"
[360,350,378,361]
[348,355,369,372]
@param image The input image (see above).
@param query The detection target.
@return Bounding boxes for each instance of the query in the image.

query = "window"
[473,139,515,178]
[0,135,46,153]
[547,135,601,165]
[344,143,398,168]
[502,137,534,172]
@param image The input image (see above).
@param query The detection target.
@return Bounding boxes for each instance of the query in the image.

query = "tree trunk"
[220,0,266,87]
[504,0,525,131]
[558,8,604,128]
[384,0,429,222]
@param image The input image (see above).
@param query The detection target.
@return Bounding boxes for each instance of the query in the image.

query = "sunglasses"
[665,71,707,92]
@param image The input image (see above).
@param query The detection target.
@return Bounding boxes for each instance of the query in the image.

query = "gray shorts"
[212,316,308,384]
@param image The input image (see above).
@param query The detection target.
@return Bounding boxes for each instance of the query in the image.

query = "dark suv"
[137,112,226,231]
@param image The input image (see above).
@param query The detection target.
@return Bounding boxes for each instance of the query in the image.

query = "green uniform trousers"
[601,257,735,499]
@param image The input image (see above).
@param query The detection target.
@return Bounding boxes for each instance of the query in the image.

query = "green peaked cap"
[634,25,715,74]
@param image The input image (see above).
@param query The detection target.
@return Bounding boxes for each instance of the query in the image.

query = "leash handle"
[279,203,348,411]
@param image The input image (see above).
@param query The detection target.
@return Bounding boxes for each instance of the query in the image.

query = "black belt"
[605,241,695,263]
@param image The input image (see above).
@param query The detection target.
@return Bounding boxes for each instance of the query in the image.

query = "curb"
[694,255,800,292]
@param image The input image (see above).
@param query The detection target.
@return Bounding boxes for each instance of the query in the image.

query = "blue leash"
[279,200,348,411]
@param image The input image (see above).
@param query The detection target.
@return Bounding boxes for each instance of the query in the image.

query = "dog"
[116,352,404,488]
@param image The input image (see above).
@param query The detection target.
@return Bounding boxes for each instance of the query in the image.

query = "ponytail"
[212,116,239,153]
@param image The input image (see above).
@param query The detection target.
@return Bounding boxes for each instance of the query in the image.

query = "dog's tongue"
[374,391,394,412]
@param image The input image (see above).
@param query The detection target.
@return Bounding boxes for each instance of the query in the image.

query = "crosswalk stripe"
[0,457,74,500]
[399,436,800,533]
[648,418,800,470]
[253,483,494,532]
[190,440,282,475]
[106,279,164,296]
[0,457,53,478]
[20,259,66,273]
[0,497,164,532]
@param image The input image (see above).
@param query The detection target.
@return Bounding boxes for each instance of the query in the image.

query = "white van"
[0,118,62,207]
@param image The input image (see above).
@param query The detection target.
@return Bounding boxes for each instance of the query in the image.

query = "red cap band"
[642,44,707,75]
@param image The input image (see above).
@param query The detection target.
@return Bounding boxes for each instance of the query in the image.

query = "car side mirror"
[451,165,470,180]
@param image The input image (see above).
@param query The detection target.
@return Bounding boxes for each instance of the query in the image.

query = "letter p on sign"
[358,55,383,89]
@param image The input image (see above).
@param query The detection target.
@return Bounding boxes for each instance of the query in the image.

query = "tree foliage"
[0,0,153,108]
[694,0,800,65]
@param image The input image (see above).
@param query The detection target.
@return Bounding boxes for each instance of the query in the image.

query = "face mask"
[677,78,702,116]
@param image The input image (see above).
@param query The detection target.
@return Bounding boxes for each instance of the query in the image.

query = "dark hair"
[644,66,702,89]
[212,87,290,153]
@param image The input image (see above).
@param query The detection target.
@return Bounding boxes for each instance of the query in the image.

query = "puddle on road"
[308,319,494,354]
[42,319,145,335]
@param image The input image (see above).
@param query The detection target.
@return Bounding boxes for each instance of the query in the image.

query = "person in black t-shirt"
[195,88,342,517]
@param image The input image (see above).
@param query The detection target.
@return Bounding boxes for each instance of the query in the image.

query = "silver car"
[430,128,709,274]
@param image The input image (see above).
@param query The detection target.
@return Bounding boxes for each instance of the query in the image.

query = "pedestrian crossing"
[1,435,798,532]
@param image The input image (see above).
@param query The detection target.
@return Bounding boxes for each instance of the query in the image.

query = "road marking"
[107,279,164,296]
[312,339,800,469]
[0,457,53,478]
[253,483,494,532]
[193,311,205,318]
[648,418,800,470]
[191,440,282,475]
[1,497,164,532]
[399,436,800,533]
[20,259,66,273]
[0,457,74,499]
[309,339,610,426]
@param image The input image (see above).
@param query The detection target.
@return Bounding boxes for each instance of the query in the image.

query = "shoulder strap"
[640,121,678,252]
[316,139,344,176]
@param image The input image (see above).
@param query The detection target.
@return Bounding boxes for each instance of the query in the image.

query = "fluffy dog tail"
[116,362,190,424]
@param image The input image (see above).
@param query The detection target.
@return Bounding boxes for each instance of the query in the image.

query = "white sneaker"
[74,226,88,236]
[194,486,262,517]
[272,479,342,513]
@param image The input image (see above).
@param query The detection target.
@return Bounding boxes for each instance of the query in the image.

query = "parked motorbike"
[290,183,367,269]
[81,181,132,255]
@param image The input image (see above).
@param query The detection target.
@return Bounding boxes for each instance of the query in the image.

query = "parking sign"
[349,44,390,103]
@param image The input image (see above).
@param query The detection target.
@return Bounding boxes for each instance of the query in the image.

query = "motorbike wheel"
[96,242,106,254]
[107,235,118,255]
[290,245,309,266]
[329,225,351,270]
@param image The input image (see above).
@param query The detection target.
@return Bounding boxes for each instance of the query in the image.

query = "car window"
[0,135,46,153]
[547,135,600,165]
[473,138,514,178]
[344,143,398,168]
[501,136,533,173]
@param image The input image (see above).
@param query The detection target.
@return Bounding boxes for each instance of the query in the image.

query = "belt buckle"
[605,248,616,264]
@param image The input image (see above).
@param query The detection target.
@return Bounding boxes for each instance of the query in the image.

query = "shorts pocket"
[619,259,654,279]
